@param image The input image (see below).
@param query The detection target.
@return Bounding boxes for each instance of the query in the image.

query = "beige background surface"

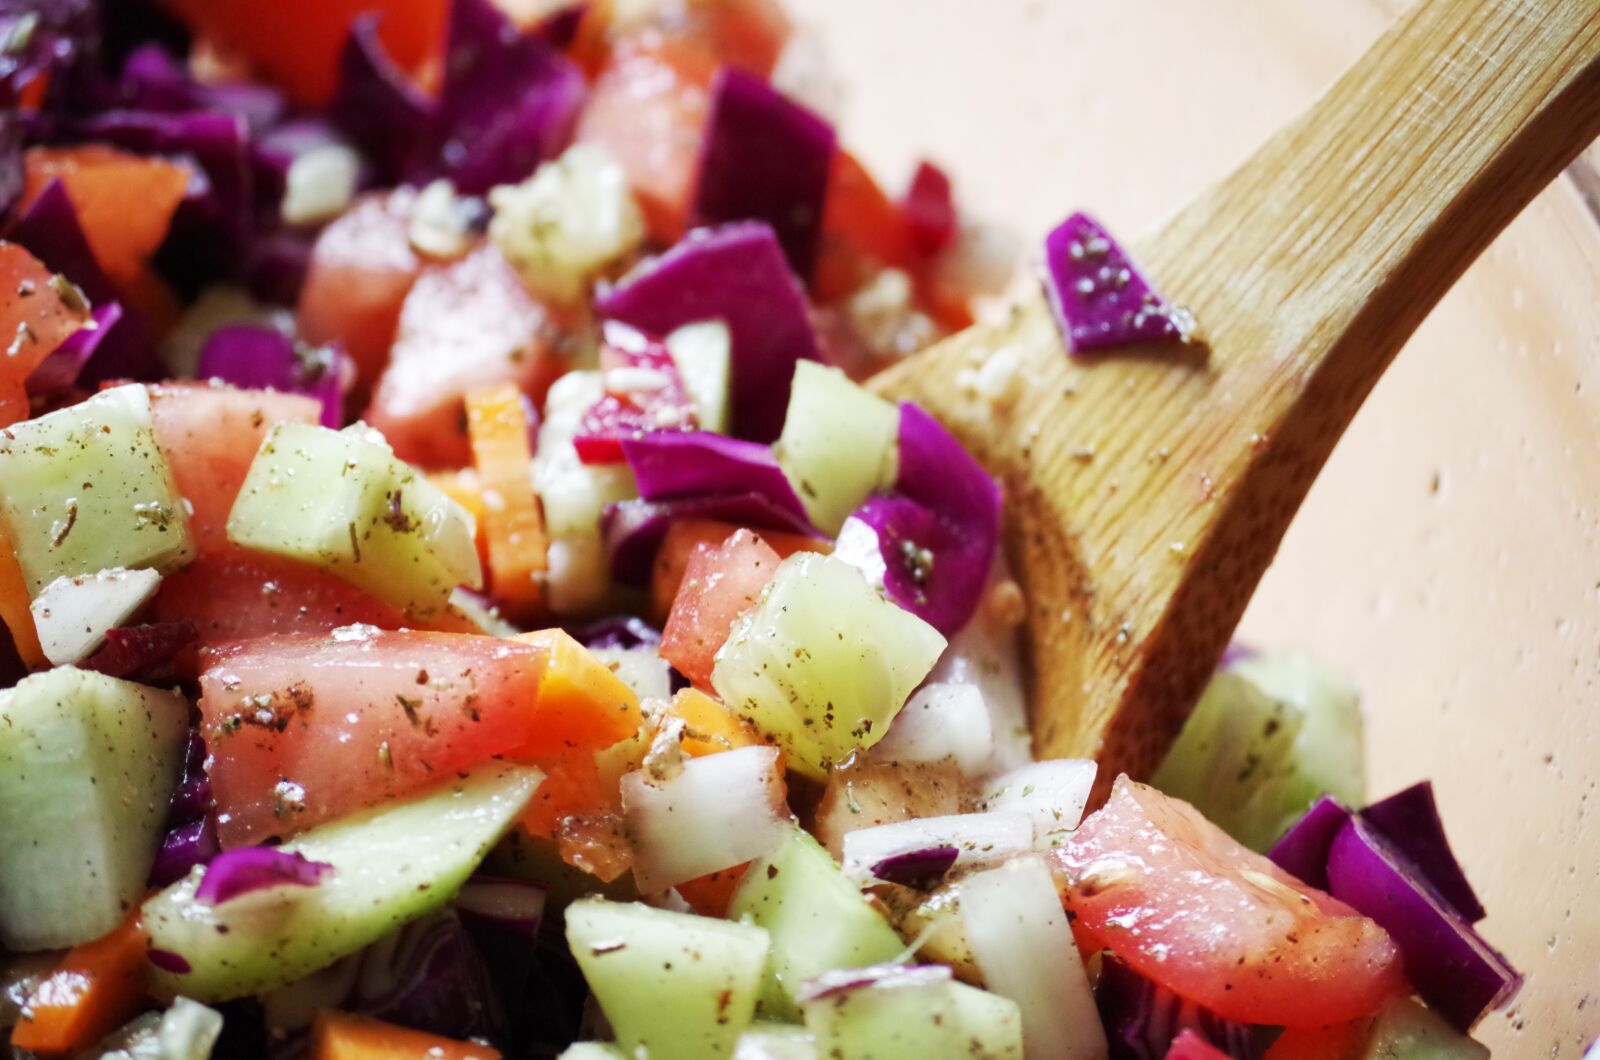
[799,0,1600,1053]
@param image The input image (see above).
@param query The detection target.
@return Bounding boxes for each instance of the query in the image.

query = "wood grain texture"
[873,0,1600,790]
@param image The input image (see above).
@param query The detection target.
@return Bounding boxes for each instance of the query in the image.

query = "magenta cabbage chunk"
[0,0,95,107]
[116,44,286,133]
[597,221,821,443]
[1325,816,1521,1031]
[198,324,350,428]
[620,430,809,520]
[149,816,221,888]
[1095,954,1281,1060]
[868,846,959,889]
[1266,794,1350,892]
[1038,211,1194,354]
[195,847,334,906]
[330,15,435,184]
[690,67,835,282]
[1358,781,1486,924]
[25,300,121,395]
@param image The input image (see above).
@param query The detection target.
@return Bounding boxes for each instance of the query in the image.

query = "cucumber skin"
[800,971,1023,1060]
[143,765,540,1002]
[566,898,770,1060]
[0,384,193,595]
[0,667,188,950]
[727,827,904,1021]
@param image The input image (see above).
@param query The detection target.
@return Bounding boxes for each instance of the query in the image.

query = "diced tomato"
[576,37,715,245]
[1264,1020,1376,1060]
[0,242,93,402]
[311,1009,500,1060]
[1054,778,1406,1029]
[158,0,446,107]
[649,518,823,623]
[814,150,914,304]
[21,147,191,290]
[296,189,425,392]
[1164,1030,1232,1060]
[901,160,957,257]
[574,0,789,80]
[364,245,554,469]
[676,862,749,918]
[659,528,780,687]
[200,629,553,846]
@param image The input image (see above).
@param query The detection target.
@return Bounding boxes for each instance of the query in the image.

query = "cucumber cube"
[773,362,898,535]
[0,384,193,595]
[566,898,770,1060]
[712,553,945,778]
[1358,997,1488,1059]
[0,666,188,950]
[800,965,1023,1060]
[728,826,904,1021]
[666,321,732,434]
[226,421,482,620]
[143,764,540,1001]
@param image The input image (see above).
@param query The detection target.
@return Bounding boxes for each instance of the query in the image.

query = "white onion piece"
[840,812,1033,887]
[983,759,1098,848]
[735,1023,818,1060]
[454,878,547,929]
[281,144,361,226]
[589,646,672,703]
[622,745,789,893]
[873,681,994,775]
[961,857,1106,1060]
[30,567,162,665]
[927,565,1031,772]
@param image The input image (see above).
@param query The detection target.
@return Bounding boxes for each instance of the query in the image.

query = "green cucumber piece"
[1359,997,1488,1059]
[143,765,540,1001]
[800,966,1022,1060]
[1153,649,1365,850]
[773,362,898,535]
[711,553,945,778]
[0,667,188,950]
[666,321,732,434]
[727,826,904,1021]
[226,421,482,620]
[566,898,770,1060]
[0,384,193,595]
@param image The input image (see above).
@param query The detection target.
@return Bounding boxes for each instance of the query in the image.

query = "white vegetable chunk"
[872,681,995,775]
[31,567,163,666]
[983,759,1098,848]
[839,812,1034,887]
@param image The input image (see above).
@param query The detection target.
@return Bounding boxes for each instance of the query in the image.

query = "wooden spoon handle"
[875,0,1600,782]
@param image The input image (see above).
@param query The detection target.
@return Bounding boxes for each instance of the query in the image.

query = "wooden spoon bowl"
[873,0,1600,792]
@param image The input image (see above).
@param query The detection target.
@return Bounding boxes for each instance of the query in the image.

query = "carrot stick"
[0,516,45,670]
[311,1009,501,1060]
[10,915,150,1055]
[466,383,547,621]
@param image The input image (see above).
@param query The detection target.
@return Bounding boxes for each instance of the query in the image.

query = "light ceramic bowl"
[803,0,1599,1053]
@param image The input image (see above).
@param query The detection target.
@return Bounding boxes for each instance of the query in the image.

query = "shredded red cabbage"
[197,324,351,428]
[1039,212,1194,355]
[330,15,435,184]
[868,845,959,889]
[691,67,836,282]
[596,221,820,443]
[1095,954,1282,1060]
[0,0,95,107]
[25,300,122,396]
[149,815,221,888]
[195,847,334,906]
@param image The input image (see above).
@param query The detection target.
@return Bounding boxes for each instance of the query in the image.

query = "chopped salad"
[0,1,1523,1058]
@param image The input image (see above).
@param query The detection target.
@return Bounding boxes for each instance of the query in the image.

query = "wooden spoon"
[872,0,1600,791]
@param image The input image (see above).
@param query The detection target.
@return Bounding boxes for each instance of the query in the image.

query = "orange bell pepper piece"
[465,383,548,620]
[512,629,644,755]
[661,687,765,758]
[10,916,150,1056]
[311,1009,500,1060]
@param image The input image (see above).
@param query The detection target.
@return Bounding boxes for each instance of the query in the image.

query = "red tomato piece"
[573,327,696,464]
[0,241,92,408]
[1055,777,1406,1029]
[676,862,749,918]
[200,630,552,846]
[649,518,824,623]
[659,528,781,687]
[21,146,191,289]
[296,189,424,392]
[814,150,914,304]
[1164,1031,1232,1060]
[901,160,957,257]
[364,244,553,469]
[158,0,446,107]
[576,38,714,245]
[1264,1019,1376,1060]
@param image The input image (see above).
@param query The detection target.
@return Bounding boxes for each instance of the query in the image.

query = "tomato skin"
[0,241,92,409]
[1055,777,1406,1029]
[296,189,424,392]
[659,528,781,687]
[814,150,914,304]
[364,245,553,469]
[1164,1030,1232,1060]
[200,630,551,847]
[650,518,824,625]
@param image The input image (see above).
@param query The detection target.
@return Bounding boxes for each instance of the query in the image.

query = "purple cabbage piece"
[25,300,121,394]
[598,221,820,443]
[351,912,506,1046]
[165,727,214,824]
[869,846,958,889]
[1038,211,1194,355]
[195,847,333,906]
[691,67,836,282]
[245,229,316,307]
[0,0,95,106]
[620,430,809,519]
[565,615,662,651]
[1326,817,1521,1031]
[331,15,436,184]
[842,402,999,635]
[148,948,191,974]
[532,3,588,48]
[431,0,585,194]
[198,324,350,428]
[9,179,164,382]
[602,492,818,586]
[0,112,21,220]
[1095,954,1281,1060]
[1266,794,1351,892]
[1218,641,1259,669]
[116,44,286,132]
[252,118,362,219]
[1359,781,1486,925]
[149,815,221,887]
